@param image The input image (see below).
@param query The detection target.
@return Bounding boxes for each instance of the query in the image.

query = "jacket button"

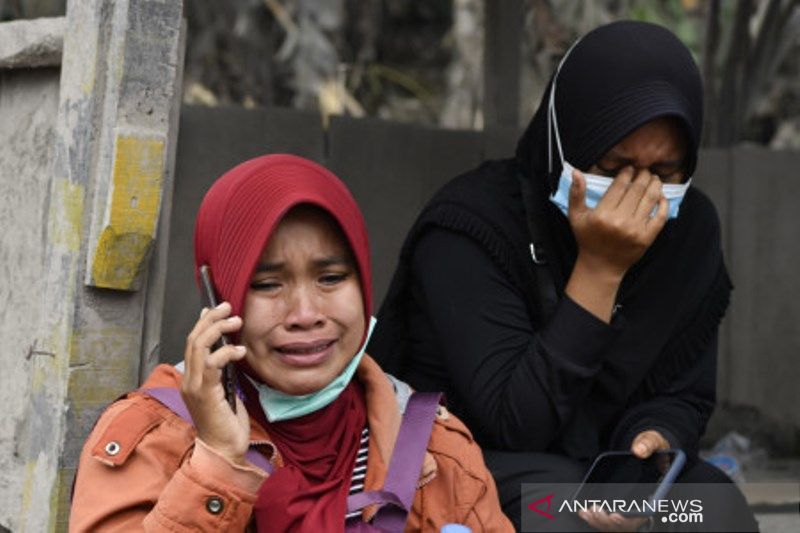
[206,496,224,515]
[104,441,121,456]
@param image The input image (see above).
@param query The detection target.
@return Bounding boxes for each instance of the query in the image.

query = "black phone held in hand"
[199,265,239,413]
[572,449,686,517]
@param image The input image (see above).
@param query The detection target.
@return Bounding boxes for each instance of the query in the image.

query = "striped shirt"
[345,426,370,521]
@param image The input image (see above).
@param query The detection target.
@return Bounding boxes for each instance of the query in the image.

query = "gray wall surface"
[161,106,800,440]
[0,67,60,531]
[695,149,800,449]
[718,149,800,434]
[0,5,185,529]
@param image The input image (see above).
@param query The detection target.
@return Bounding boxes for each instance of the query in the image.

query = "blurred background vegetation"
[2,0,798,148]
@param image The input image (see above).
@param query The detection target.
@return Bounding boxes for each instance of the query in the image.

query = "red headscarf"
[194,153,372,322]
[193,154,372,532]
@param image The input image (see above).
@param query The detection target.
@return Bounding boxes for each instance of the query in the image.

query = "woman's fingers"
[179,301,251,464]
[609,513,647,532]
[633,177,664,221]
[577,508,602,530]
[579,508,622,531]
[645,196,669,236]
[184,311,211,390]
[616,169,653,215]
[596,165,634,210]
[186,304,232,358]
[204,344,247,373]
[183,302,239,390]
[193,315,242,353]
[569,166,670,282]
[580,508,645,532]
[632,433,657,458]
[199,344,246,393]
[632,430,669,459]
[188,302,231,338]
[568,168,588,220]
[605,170,666,251]
[188,345,246,405]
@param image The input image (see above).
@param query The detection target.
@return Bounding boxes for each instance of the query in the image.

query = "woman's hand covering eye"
[568,166,668,278]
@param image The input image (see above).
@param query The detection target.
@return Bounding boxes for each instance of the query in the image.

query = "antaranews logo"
[520,483,706,532]
[558,497,703,523]
[522,481,798,532]
[527,494,556,520]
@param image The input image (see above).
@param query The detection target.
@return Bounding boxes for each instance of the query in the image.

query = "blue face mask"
[247,316,377,423]
[545,42,691,219]
[549,161,692,219]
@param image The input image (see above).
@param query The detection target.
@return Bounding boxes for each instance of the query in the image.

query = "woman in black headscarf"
[370,21,759,532]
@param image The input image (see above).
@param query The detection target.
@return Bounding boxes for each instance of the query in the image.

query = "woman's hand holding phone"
[632,429,672,475]
[181,302,251,466]
[578,430,674,531]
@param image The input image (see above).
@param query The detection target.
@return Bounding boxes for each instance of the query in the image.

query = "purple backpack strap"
[146,388,193,423]
[144,387,273,474]
[346,391,441,531]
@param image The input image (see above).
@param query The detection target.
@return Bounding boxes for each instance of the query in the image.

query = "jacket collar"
[143,355,437,516]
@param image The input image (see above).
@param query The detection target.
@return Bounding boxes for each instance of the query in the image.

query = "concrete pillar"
[0,18,63,532]
[0,1,185,530]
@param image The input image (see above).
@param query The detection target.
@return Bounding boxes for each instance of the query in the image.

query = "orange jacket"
[70,355,513,532]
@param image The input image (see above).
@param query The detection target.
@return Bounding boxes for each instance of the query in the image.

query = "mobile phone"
[199,265,238,413]
[572,449,686,517]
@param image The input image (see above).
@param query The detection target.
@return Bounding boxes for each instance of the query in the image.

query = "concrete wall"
[704,149,800,450]
[0,3,184,530]
[0,19,64,528]
[0,67,61,531]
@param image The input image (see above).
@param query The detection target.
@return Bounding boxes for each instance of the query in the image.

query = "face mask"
[549,161,692,219]
[545,41,691,219]
[247,316,377,423]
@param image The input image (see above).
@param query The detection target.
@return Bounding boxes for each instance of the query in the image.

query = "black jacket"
[369,158,731,460]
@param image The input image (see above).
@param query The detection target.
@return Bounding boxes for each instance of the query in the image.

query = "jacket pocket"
[89,395,170,467]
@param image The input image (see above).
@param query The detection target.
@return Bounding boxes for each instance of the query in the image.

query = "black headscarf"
[514,21,731,453]
[513,20,719,308]
[517,20,703,193]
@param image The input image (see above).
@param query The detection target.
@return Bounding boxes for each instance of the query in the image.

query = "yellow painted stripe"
[90,135,164,290]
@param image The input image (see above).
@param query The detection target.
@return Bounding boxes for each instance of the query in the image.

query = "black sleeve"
[609,333,718,455]
[411,227,622,451]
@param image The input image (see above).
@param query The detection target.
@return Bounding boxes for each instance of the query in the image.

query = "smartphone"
[199,265,238,413]
[571,449,686,517]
